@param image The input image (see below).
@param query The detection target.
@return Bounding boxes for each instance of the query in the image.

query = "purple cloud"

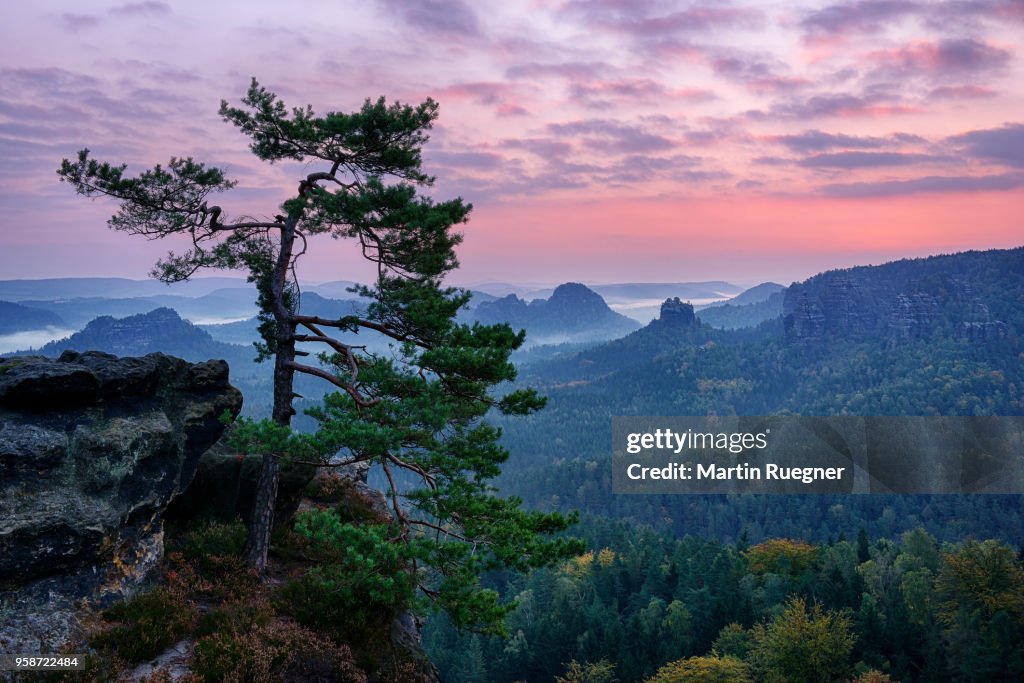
[547,119,677,154]
[948,123,1024,168]
[768,90,918,119]
[496,103,528,117]
[59,13,101,32]
[752,156,792,166]
[870,38,1011,75]
[929,85,998,100]
[109,2,170,15]
[802,1,1023,37]
[563,2,763,36]
[435,82,513,106]
[378,0,479,37]
[775,129,925,152]
[505,62,613,81]
[500,138,574,158]
[619,153,702,172]
[426,150,506,171]
[570,78,665,100]
[820,171,1024,197]
[711,54,768,78]
[3,67,99,94]
[798,151,955,168]
[802,1,919,36]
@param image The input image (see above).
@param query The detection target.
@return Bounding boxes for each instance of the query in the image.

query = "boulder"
[0,351,242,653]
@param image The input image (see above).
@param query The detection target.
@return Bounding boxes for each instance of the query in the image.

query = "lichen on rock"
[0,350,242,654]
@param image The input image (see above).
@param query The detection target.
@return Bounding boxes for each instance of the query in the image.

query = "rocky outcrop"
[658,297,697,327]
[888,291,939,340]
[784,291,826,343]
[783,276,878,343]
[0,351,242,653]
[782,248,1021,344]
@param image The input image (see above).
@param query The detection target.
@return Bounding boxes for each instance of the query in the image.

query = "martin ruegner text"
[626,462,846,484]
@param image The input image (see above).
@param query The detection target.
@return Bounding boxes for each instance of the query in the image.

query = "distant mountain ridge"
[697,288,785,330]
[0,277,248,301]
[202,292,365,345]
[699,282,784,309]
[473,282,641,345]
[517,246,1023,407]
[0,301,67,335]
[18,289,260,328]
[784,247,1023,344]
[589,281,741,300]
[496,246,1024,520]
[27,307,253,366]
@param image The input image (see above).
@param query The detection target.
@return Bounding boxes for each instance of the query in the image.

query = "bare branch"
[286,360,380,407]
[381,458,409,540]
[408,519,468,542]
[386,451,437,490]
[292,314,430,348]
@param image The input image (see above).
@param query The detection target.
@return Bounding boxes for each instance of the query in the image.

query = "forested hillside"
[426,247,1024,682]
[426,520,1024,682]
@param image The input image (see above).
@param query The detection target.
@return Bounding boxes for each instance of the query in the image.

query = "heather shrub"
[195,597,274,638]
[192,619,366,682]
[90,588,195,663]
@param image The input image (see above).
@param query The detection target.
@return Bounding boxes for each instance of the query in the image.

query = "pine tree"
[57,80,580,621]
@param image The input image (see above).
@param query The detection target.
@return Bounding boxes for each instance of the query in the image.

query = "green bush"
[276,509,415,643]
[177,519,247,564]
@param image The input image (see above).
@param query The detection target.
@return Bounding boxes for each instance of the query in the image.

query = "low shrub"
[192,618,366,683]
[195,597,274,639]
[175,519,247,566]
[90,588,195,664]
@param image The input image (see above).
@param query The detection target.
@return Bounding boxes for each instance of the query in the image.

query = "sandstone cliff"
[0,351,242,653]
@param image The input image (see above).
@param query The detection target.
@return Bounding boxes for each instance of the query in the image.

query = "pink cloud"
[496,103,529,117]
[433,81,517,105]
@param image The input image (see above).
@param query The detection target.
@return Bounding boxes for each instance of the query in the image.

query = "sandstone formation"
[658,297,697,327]
[0,351,242,653]
[782,253,1016,345]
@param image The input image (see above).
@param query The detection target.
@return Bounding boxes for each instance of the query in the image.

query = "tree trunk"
[245,218,298,575]
[244,450,281,572]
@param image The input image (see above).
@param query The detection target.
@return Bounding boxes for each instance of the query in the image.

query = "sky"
[1,0,1022,287]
